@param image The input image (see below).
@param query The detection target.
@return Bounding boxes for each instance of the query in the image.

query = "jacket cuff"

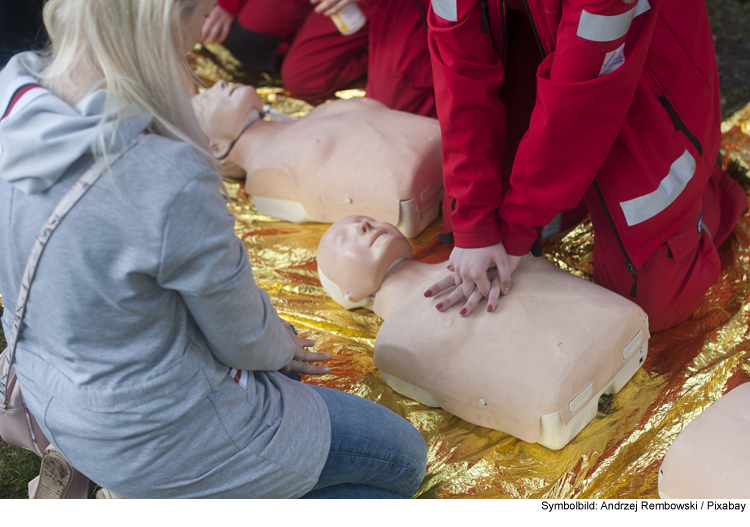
[499,223,537,256]
[217,0,244,18]
[452,228,504,249]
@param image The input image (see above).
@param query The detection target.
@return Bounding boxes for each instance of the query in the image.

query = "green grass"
[0,442,40,499]
[0,305,43,499]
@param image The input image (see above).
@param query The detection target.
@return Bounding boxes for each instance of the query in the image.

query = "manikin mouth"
[369,228,392,247]
[369,232,381,247]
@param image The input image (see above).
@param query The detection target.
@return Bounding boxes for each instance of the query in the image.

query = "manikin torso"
[338,255,650,449]
[658,382,750,499]
[229,98,443,237]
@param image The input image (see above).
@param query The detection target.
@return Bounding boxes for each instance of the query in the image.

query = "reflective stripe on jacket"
[428,0,722,268]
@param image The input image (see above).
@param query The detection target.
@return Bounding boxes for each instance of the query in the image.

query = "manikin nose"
[356,220,372,235]
[217,80,228,89]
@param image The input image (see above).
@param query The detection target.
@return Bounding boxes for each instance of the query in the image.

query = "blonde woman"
[0,0,425,498]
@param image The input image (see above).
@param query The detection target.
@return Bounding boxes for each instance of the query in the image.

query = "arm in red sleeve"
[428,1,508,248]
[217,0,247,18]
[498,0,660,255]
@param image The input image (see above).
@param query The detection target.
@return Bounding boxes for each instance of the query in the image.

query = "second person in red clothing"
[203,0,437,117]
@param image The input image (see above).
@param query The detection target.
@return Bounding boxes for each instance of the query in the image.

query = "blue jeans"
[300,385,427,499]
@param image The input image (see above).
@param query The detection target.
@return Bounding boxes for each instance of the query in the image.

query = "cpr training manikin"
[192,82,443,237]
[658,382,750,499]
[317,216,651,449]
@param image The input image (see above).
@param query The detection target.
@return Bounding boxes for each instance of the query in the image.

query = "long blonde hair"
[41,0,212,165]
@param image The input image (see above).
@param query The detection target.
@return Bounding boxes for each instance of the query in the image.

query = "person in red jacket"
[424,0,747,331]
[202,0,436,117]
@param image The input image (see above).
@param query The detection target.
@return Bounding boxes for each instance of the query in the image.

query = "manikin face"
[317,216,413,303]
[192,81,262,154]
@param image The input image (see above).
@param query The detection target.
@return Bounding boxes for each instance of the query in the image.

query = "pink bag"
[0,348,49,456]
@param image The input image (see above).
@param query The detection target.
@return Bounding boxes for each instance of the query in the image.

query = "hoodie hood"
[0,52,153,194]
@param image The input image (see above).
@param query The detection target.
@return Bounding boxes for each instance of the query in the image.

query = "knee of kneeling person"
[396,424,428,496]
[641,229,721,332]
[281,63,333,101]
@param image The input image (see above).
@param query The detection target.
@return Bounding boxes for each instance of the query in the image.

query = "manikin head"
[191,80,263,158]
[317,216,413,309]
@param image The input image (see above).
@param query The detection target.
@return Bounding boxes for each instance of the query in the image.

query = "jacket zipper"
[411,0,428,31]
[522,0,546,58]
[594,182,638,298]
[519,4,635,296]
[657,94,703,157]
[480,1,490,33]
[500,0,508,65]
[478,2,506,63]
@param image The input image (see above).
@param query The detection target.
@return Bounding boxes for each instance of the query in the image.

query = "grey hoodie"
[0,53,329,498]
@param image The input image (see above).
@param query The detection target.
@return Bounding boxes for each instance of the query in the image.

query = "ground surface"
[708,0,750,118]
[1,2,749,499]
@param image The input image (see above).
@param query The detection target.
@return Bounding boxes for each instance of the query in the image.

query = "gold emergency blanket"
[201,47,749,497]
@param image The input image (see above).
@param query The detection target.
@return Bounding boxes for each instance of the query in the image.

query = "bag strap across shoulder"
[0,131,147,409]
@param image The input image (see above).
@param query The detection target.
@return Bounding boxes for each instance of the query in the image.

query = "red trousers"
[586,164,747,332]
[233,0,435,116]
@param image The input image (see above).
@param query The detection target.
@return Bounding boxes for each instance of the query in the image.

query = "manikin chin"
[193,82,443,238]
[317,215,651,450]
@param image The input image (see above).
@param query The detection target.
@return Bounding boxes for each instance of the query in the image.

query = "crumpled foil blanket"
[222,154,749,498]
[196,44,750,498]
[2,44,745,499]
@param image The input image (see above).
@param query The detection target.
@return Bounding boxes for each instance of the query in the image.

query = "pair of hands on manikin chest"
[424,243,523,317]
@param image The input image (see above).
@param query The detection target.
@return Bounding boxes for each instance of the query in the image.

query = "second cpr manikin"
[193,83,443,238]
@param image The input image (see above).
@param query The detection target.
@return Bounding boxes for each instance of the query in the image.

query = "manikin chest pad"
[244,99,443,238]
[374,254,650,450]
[658,382,750,499]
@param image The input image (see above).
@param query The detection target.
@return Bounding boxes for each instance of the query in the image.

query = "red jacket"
[217,0,309,32]
[217,0,246,18]
[429,0,723,268]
